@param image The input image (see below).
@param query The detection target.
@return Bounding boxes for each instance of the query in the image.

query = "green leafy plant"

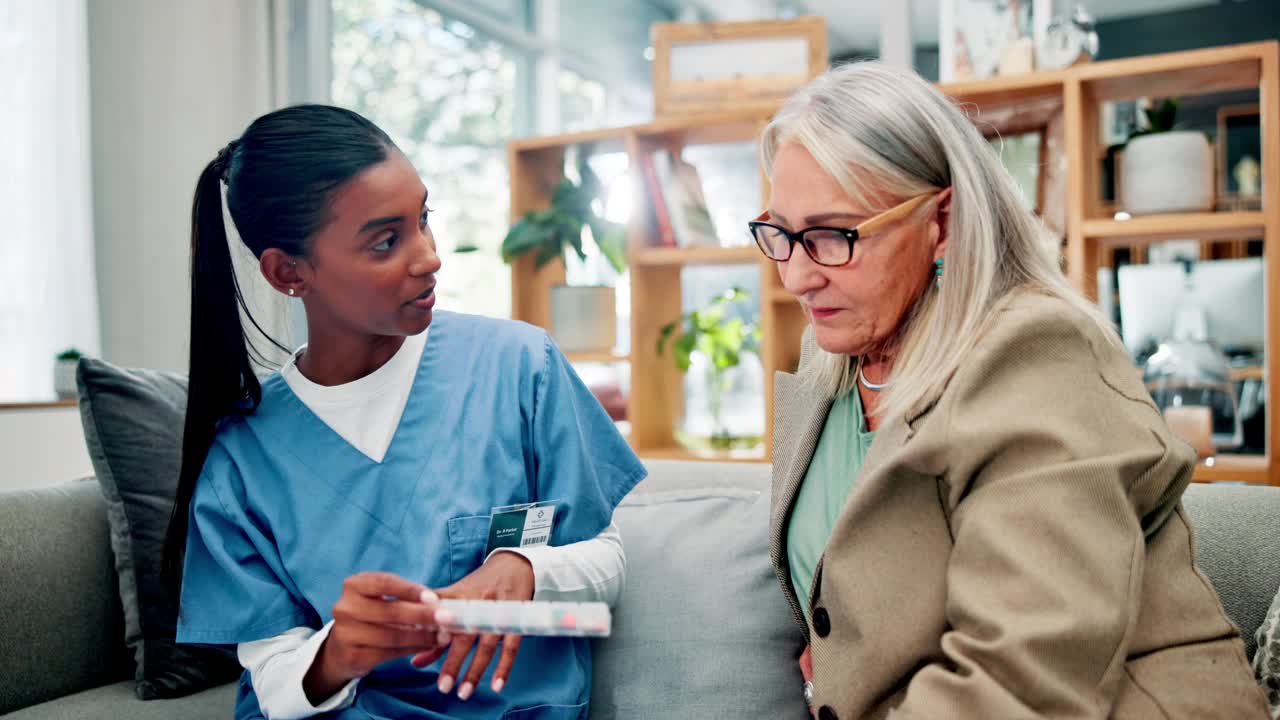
[658,287,762,447]
[56,348,83,361]
[500,147,626,276]
[1127,98,1180,141]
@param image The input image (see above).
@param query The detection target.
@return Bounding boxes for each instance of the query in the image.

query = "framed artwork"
[986,127,1047,213]
[1216,104,1261,210]
[940,0,1050,82]
[650,16,827,117]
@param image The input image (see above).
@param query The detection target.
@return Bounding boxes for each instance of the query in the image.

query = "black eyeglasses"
[748,192,938,267]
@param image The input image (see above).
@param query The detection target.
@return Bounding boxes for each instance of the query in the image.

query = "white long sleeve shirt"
[238,331,626,720]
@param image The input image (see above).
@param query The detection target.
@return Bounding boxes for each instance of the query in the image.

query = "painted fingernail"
[437,629,451,645]
[492,678,506,693]
[458,682,474,701]
[435,608,456,625]
[438,674,454,694]
[420,589,438,604]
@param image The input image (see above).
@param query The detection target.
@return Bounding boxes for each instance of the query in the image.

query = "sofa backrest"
[0,480,131,715]
[1182,482,1280,659]
[1,465,1274,718]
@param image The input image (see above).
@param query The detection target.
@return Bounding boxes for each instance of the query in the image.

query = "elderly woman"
[755,63,1267,719]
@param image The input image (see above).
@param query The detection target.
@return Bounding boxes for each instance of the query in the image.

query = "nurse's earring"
[287,287,296,296]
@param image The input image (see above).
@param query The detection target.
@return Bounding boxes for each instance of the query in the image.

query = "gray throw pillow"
[590,486,808,719]
[76,358,240,700]
[1256,586,1280,720]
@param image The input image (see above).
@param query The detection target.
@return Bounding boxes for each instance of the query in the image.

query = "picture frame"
[985,125,1048,214]
[1216,103,1262,210]
[1100,99,1140,147]
[939,0,1050,82]
[650,16,827,117]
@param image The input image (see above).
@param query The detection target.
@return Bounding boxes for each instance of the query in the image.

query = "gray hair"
[761,61,1116,421]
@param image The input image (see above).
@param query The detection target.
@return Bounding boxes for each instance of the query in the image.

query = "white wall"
[0,407,93,490]
[5,3,333,490]
[87,0,292,374]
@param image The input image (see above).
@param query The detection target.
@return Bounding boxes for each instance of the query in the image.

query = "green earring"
[934,258,944,289]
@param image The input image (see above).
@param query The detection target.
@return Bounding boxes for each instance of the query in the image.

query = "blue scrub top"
[176,311,646,720]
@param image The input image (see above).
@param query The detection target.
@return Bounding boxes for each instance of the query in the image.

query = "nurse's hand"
[420,552,535,700]
[305,572,452,704]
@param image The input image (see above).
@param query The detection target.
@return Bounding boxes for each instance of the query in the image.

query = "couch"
[2,460,1277,719]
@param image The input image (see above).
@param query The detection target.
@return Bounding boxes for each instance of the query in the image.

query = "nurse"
[161,105,645,720]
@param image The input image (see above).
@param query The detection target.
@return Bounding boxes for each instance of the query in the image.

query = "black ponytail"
[162,105,396,595]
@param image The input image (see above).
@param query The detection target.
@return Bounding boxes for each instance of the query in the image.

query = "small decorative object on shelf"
[1216,104,1262,211]
[1120,98,1216,215]
[1035,3,1097,71]
[501,148,626,353]
[942,0,1046,81]
[54,348,83,400]
[658,287,764,451]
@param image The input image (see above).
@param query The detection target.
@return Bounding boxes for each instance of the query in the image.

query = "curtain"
[0,0,99,402]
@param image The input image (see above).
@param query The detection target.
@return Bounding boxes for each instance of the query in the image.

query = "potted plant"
[501,148,626,353]
[658,287,764,451]
[54,348,83,399]
[1120,98,1215,215]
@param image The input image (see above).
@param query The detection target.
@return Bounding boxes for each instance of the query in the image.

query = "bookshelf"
[509,41,1279,484]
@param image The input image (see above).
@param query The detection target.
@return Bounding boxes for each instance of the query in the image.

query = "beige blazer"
[770,291,1267,720]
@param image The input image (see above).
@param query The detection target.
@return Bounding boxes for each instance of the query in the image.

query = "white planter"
[1121,131,1215,215]
[549,285,616,353]
[54,358,79,399]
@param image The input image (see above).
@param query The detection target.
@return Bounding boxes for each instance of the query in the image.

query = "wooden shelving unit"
[564,351,630,365]
[507,109,786,463]
[509,41,1278,483]
[632,245,760,267]
[1081,212,1266,244]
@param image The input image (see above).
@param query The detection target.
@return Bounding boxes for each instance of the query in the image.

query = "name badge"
[486,501,557,555]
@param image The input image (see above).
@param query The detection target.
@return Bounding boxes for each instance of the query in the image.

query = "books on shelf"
[639,153,677,247]
[646,150,719,248]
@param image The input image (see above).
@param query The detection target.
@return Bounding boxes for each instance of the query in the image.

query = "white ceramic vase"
[549,285,616,353]
[1121,131,1214,215]
[54,359,79,399]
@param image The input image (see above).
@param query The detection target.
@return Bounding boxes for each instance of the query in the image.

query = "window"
[331,0,653,318]
[0,0,98,402]
[333,0,521,318]
[559,68,607,133]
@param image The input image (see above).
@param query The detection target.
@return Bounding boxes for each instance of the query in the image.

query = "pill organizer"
[436,599,612,638]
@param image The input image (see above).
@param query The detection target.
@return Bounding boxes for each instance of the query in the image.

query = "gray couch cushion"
[76,358,240,699]
[628,459,773,495]
[589,465,806,720]
[1182,482,1280,660]
[2,679,236,720]
[0,481,130,715]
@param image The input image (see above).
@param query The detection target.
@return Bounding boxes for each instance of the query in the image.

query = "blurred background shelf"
[633,245,760,267]
[1083,212,1265,243]
[510,41,1279,483]
[565,351,630,364]
[1192,455,1271,485]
